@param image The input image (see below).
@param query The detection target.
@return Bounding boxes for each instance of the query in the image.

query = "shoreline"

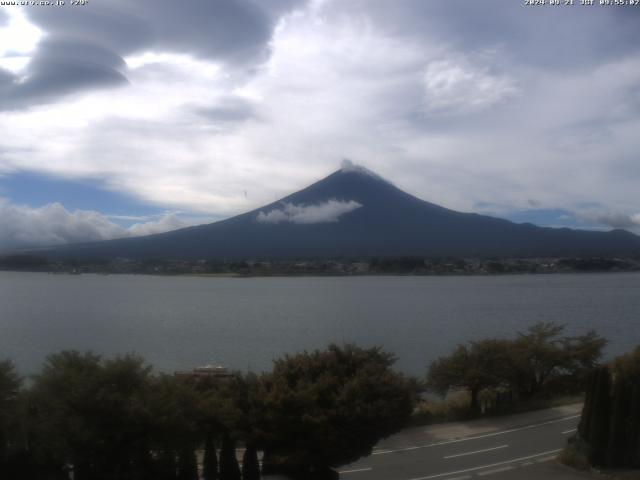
[2,268,640,278]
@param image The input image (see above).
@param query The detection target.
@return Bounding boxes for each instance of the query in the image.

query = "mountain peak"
[339,159,389,184]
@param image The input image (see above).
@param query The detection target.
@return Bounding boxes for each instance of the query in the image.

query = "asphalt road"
[338,404,585,480]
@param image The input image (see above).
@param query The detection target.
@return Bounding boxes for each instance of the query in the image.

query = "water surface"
[1,272,639,376]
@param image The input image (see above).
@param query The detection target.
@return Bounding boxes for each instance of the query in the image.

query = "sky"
[0,0,639,250]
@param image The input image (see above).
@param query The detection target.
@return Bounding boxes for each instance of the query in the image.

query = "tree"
[241,443,260,480]
[585,366,611,466]
[146,375,202,478]
[427,340,512,413]
[27,351,156,480]
[177,446,198,480]
[562,330,607,390]
[512,322,568,398]
[427,323,607,412]
[512,324,606,397]
[202,434,218,480]
[261,344,417,478]
[576,347,640,469]
[219,431,241,480]
[0,359,21,472]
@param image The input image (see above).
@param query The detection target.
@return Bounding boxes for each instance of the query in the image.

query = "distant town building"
[174,365,234,380]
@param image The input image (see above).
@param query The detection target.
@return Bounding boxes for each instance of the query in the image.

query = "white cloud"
[256,200,362,224]
[127,213,189,236]
[0,199,191,250]
[422,56,518,114]
[576,210,640,233]
[0,9,43,60]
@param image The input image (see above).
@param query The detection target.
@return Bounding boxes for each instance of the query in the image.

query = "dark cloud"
[26,5,152,56]
[135,0,272,64]
[251,0,306,20]
[10,0,304,110]
[26,0,290,65]
[192,97,257,123]
[330,1,638,71]
[0,68,14,86]
[36,38,127,71]
[0,38,127,110]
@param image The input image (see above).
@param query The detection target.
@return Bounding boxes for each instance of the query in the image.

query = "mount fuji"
[34,162,640,260]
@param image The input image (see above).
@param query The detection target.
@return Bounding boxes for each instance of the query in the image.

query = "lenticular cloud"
[256,200,362,225]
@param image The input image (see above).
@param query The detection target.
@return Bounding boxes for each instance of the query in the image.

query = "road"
[338,404,589,480]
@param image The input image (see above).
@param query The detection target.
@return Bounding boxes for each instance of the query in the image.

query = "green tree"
[562,330,607,390]
[241,443,260,480]
[576,352,640,469]
[261,344,417,478]
[427,340,512,413]
[146,374,202,478]
[202,434,218,480]
[28,351,156,480]
[177,446,198,480]
[512,324,606,397]
[428,323,606,412]
[0,359,21,475]
[219,432,241,480]
[586,366,611,466]
[512,322,568,398]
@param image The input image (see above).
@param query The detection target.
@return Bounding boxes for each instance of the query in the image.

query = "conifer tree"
[219,432,241,480]
[578,369,597,442]
[157,450,178,480]
[177,447,198,480]
[586,366,611,466]
[606,377,629,466]
[241,443,260,480]
[203,434,219,480]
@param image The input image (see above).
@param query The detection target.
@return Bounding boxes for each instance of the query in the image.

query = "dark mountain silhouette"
[35,163,640,260]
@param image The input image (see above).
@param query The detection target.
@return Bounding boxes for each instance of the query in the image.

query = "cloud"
[423,57,517,114]
[0,199,190,250]
[0,0,639,235]
[191,96,257,124]
[0,0,300,110]
[256,200,362,224]
[25,0,276,64]
[0,38,129,110]
[576,210,640,232]
[127,213,189,236]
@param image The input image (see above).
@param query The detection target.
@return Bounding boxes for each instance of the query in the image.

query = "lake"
[1,271,639,377]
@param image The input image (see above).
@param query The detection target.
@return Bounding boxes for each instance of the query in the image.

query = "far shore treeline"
[2,254,640,276]
[0,323,636,479]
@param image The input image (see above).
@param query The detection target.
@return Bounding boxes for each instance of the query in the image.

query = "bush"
[412,391,473,425]
[559,442,591,471]
[261,344,418,475]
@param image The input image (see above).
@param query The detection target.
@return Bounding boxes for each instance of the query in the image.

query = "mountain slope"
[36,165,640,260]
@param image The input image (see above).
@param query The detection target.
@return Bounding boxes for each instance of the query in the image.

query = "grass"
[410,390,584,427]
[411,391,474,426]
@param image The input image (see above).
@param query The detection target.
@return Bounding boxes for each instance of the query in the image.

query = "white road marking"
[535,455,557,463]
[373,415,579,455]
[562,428,577,434]
[444,444,508,459]
[339,467,372,474]
[477,465,515,476]
[444,476,471,480]
[407,448,562,480]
